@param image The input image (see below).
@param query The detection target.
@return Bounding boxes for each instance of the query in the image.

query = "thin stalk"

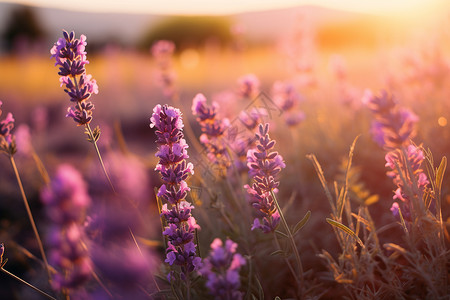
[9,156,51,282]
[85,123,116,194]
[185,273,191,300]
[273,233,301,298]
[270,190,304,292]
[1,266,56,300]
[72,75,116,194]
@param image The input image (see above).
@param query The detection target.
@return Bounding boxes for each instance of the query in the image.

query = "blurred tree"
[2,5,46,54]
[138,16,233,51]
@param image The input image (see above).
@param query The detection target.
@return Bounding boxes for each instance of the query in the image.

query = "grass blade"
[326,218,364,248]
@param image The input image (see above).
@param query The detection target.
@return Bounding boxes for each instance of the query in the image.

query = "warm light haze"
[1,0,447,15]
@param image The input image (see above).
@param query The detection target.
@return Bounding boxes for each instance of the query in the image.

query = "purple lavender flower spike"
[51,30,98,126]
[151,104,201,280]
[0,101,16,156]
[363,90,418,151]
[41,164,92,292]
[237,74,260,99]
[385,145,429,222]
[192,93,231,174]
[200,238,246,300]
[151,40,177,98]
[244,123,285,233]
[364,90,428,220]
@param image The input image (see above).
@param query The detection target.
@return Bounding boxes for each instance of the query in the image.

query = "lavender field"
[0,2,449,299]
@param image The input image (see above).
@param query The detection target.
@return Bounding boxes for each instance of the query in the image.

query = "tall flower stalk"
[41,164,92,298]
[244,123,304,296]
[363,90,427,222]
[0,101,51,282]
[51,30,115,193]
[150,104,201,296]
[192,93,231,177]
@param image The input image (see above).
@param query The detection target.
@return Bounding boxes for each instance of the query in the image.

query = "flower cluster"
[363,90,418,151]
[271,81,305,127]
[244,123,285,233]
[151,104,201,279]
[364,90,429,220]
[385,145,429,221]
[192,93,231,175]
[199,238,246,300]
[41,164,92,292]
[0,101,16,156]
[151,40,177,98]
[51,30,98,126]
[237,73,260,99]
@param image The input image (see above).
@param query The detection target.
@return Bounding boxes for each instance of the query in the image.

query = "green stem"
[1,267,56,300]
[85,123,116,194]
[270,190,304,294]
[273,233,301,297]
[72,75,116,195]
[9,156,52,283]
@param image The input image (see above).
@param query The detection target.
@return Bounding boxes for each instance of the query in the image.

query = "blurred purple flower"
[151,40,177,98]
[244,123,285,233]
[363,90,418,151]
[47,223,92,291]
[51,30,98,126]
[41,164,90,225]
[237,74,260,99]
[90,241,157,298]
[42,164,92,292]
[271,81,305,127]
[151,104,201,279]
[0,101,16,156]
[103,151,151,206]
[285,111,306,127]
[192,93,231,173]
[238,108,264,131]
[14,124,32,157]
[199,238,246,300]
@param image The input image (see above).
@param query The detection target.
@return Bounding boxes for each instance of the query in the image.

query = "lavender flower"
[271,81,305,127]
[199,238,246,300]
[41,164,90,225]
[363,90,418,151]
[151,40,177,98]
[385,145,429,221]
[244,123,285,233]
[0,101,16,156]
[41,164,92,292]
[192,93,231,174]
[364,90,429,220]
[51,30,98,126]
[151,104,201,279]
[237,74,260,99]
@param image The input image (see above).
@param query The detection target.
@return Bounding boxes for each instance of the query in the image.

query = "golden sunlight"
[3,0,447,15]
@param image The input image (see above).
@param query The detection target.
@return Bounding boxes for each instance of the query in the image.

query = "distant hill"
[0,2,445,52]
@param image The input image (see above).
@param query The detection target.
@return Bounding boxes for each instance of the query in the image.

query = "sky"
[2,0,446,15]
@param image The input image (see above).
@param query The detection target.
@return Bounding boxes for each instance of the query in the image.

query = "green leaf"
[326,218,364,248]
[293,210,311,235]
